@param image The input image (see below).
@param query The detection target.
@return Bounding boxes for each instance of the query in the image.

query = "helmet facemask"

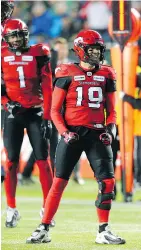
[4,30,29,52]
[83,43,106,66]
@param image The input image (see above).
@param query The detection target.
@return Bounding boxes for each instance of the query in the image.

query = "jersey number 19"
[76,86,103,108]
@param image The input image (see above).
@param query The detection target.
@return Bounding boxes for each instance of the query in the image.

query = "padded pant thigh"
[3,113,24,162]
[26,115,48,160]
[85,140,114,180]
[55,137,83,180]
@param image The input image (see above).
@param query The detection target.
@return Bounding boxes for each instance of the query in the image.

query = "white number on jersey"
[17,66,26,88]
[76,86,103,108]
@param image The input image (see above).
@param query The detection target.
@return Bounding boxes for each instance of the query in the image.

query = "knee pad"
[95,178,115,210]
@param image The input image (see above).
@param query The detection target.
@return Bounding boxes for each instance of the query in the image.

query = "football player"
[1,19,53,228]
[1,0,15,184]
[51,37,85,184]
[27,30,125,244]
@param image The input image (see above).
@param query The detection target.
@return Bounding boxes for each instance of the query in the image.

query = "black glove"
[6,101,24,116]
[41,119,52,140]
[99,132,112,145]
[62,131,79,144]
[99,123,116,146]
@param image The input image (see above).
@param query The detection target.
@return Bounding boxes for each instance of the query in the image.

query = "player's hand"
[62,131,79,144]
[6,101,23,116]
[99,132,112,145]
[119,91,125,99]
[41,119,52,140]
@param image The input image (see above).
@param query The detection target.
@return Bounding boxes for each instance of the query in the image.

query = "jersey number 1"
[76,86,103,108]
[17,66,26,88]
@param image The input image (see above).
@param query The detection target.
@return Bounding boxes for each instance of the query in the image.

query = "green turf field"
[1,178,141,250]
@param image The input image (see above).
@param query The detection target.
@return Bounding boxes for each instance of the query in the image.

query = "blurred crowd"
[13,1,112,44]
[1,0,141,195]
[12,0,141,63]
[13,0,140,195]
[13,1,141,41]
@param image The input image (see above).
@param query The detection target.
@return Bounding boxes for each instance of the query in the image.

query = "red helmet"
[74,30,105,65]
[1,0,14,24]
[3,19,29,51]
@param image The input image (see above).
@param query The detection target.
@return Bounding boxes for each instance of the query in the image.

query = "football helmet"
[3,18,29,51]
[1,0,14,24]
[74,30,105,66]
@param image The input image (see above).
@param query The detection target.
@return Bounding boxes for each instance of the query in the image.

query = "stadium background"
[1,0,141,180]
[1,0,141,178]
[1,1,141,249]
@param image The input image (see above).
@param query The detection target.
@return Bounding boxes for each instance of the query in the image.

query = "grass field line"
[2,196,141,206]
[1,218,141,229]
[2,228,141,234]
[2,228,141,235]
[1,208,140,217]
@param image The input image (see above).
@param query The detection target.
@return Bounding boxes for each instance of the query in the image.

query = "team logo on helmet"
[74,37,83,46]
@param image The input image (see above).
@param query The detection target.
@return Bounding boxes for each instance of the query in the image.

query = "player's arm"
[106,91,116,125]
[105,69,117,140]
[40,45,53,120]
[1,70,10,109]
[51,77,71,135]
[1,87,10,108]
[100,82,117,146]
[1,83,23,115]
[41,62,52,120]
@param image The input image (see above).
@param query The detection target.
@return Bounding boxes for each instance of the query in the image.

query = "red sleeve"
[106,92,117,124]
[1,96,9,110]
[1,71,10,109]
[41,62,52,120]
[51,86,68,135]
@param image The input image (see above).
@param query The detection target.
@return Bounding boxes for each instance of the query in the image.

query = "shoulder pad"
[31,43,51,57]
[101,65,116,80]
[55,63,75,78]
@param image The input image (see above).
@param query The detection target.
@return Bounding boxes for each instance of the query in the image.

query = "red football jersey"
[1,43,52,119]
[51,63,117,134]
